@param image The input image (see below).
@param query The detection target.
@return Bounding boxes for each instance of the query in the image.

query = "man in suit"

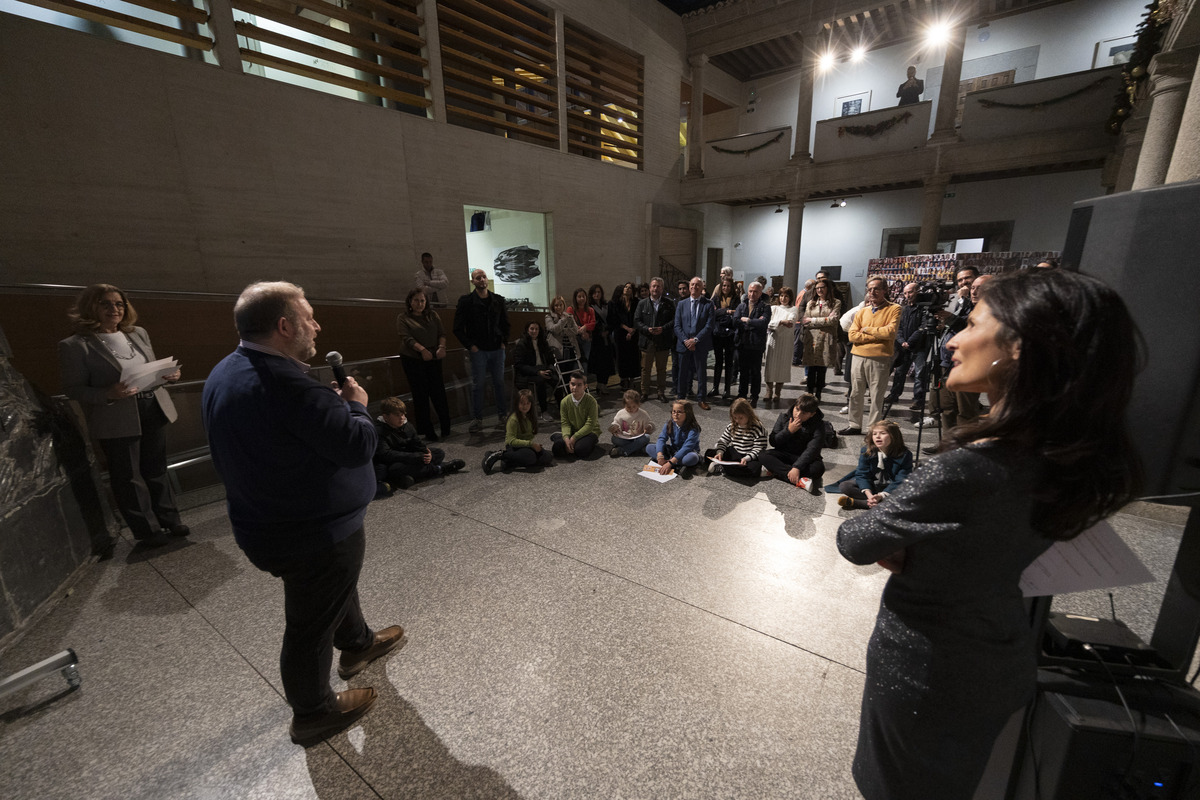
[635,277,675,402]
[674,276,715,410]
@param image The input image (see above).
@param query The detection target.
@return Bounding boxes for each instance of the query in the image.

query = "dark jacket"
[768,407,825,472]
[511,336,556,382]
[635,295,675,350]
[894,304,926,352]
[832,446,914,493]
[454,290,510,351]
[373,418,430,467]
[202,346,377,564]
[712,289,742,340]
[733,297,771,350]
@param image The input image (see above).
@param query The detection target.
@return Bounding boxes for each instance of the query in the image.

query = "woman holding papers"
[59,283,188,543]
[836,269,1142,800]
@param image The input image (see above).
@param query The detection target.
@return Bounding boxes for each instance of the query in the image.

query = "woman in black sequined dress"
[836,269,1142,799]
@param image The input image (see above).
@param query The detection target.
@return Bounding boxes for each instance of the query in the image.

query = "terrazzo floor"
[1,369,1194,800]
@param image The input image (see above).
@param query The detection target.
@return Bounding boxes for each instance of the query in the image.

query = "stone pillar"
[687,54,708,178]
[1112,112,1148,193]
[1132,47,1196,189]
[918,176,951,255]
[792,52,816,160]
[204,0,243,74]
[1166,47,1200,184]
[783,194,807,290]
[419,0,447,123]
[930,25,967,142]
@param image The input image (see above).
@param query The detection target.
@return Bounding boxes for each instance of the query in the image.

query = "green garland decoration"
[837,111,913,139]
[977,76,1114,110]
[1108,1,1174,135]
[711,130,785,156]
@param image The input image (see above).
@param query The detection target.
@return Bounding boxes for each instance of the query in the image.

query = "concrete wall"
[0,0,688,301]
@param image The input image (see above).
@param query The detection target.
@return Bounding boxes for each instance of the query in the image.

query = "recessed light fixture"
[775,205,783,213]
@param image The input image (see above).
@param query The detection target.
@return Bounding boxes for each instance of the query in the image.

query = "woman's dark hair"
[571,288,589,311]
[513,388,537,435]
[405,287,432,315]
[589,284,607,305]
[69,283,137,334]
[777,286,795,306]
[522,319,548,349]
[945,269,1143,540]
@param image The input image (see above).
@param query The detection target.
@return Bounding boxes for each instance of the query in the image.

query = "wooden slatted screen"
[16,0,213,52]
[563,20,643,169]
[231,0,431,112]
[436,0,558,149]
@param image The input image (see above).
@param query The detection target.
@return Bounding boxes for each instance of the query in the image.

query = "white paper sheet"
[121,357,179,392]
[639,462,678,483]
[1019,519,1155,597]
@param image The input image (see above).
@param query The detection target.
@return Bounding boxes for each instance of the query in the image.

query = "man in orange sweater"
[840,276,901,435]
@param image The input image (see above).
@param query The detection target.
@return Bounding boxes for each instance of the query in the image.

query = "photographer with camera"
[923,267,982,451]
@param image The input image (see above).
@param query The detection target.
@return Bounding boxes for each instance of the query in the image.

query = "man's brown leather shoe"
[338,625,405,679]
[699,401,711,411]
[289,687,377,746]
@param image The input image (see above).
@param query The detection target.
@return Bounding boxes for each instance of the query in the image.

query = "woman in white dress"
[763,286,799,406]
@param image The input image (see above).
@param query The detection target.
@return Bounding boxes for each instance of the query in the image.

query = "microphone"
[325,351,348,387]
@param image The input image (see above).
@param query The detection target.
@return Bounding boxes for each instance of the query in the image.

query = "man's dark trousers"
[250,527,374,717]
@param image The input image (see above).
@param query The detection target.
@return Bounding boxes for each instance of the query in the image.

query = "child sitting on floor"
[609,389,654,457]
[373,397,465,495]
[483,389,553,474]
[647,399,701,477]
[704,397,767,476]
[835,420,913,509]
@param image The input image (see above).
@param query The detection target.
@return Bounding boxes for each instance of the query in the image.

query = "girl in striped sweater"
[705,398,768,476]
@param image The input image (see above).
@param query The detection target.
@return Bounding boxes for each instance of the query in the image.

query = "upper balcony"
[682,65,1124,205]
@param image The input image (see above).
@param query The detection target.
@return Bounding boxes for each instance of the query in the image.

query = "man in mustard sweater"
[841,276,901,435]
[552,371,600,460]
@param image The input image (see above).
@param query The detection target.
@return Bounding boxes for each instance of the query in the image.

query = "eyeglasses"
[99,301,126,310]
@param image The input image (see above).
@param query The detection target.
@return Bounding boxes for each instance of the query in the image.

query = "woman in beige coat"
[800,280,841,402]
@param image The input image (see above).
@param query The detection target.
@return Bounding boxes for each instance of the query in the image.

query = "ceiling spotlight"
[851,46,866,63]
[818,51,835,71]
[840,199,847,207]
[774,205,783,213]
[925,20,951,46]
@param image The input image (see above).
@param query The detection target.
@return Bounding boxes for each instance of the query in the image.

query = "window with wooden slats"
[563,20,643,170]
[436,0,558,148]
[231,0,431,113]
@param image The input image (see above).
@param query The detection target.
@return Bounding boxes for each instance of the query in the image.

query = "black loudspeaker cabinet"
[1062,181,1200,502]
[1014,689,1200,799]
[1062,181,1200,679]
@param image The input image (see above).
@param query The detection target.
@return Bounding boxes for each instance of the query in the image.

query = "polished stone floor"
[1,370,1193,800]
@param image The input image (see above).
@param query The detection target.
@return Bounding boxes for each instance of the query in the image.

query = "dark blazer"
[635,296,675,350]
[58,327,178,439]
[674,295,715,353]
[733,298,771,350]
[453,290,510,351]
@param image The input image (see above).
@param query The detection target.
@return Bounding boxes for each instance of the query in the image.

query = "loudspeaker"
[1013,689,1200,799]
[1063,182,1200,503]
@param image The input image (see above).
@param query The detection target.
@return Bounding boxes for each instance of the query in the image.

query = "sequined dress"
[836,443,1053,800]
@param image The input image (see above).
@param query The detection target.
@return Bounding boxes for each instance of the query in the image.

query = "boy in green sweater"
[551,371,600,460]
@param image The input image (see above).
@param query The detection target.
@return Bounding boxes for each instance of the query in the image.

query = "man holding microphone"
[202,281,403,746]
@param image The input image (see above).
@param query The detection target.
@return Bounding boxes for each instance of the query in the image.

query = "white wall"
[941,170,1106,250]
[709,0,1146,152]
[729,205,789,283]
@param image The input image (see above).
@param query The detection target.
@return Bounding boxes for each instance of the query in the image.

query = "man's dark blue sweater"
[201,346,376,565]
